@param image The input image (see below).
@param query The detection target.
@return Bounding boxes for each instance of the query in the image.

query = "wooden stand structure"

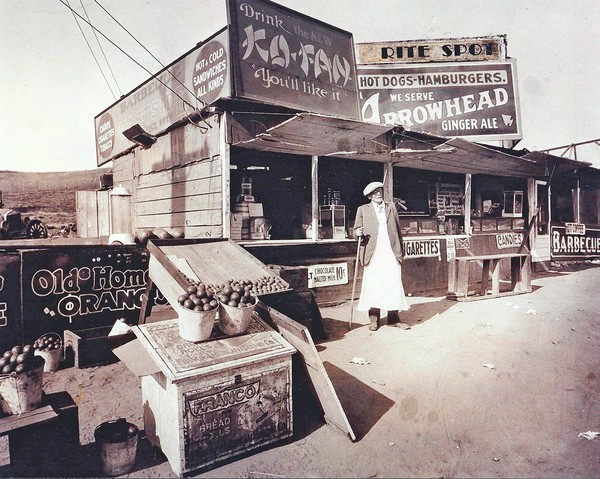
[447,253,532,301]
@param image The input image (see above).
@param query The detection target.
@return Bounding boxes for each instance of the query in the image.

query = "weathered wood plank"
[253,303,356,442]
[135,194,222,216]
[97,191,111,236]
[135,176,221,202]
[75,191,90,238]
[81,191,99,238]
[168,225,223,239]
[136,210,222,228]
[136,158,221,189]
[112,156,134,185]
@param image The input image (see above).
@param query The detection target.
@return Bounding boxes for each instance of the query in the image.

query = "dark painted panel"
[0,253,22,353]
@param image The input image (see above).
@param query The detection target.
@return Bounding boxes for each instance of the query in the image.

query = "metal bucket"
[33,332,63,372]
[34,346,63,372]
[178,305,217,342]
[94,418,138,476]
[0,362,44,415]
[218,302,255,335]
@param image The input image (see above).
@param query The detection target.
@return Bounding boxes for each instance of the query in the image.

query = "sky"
[1,0,599,172]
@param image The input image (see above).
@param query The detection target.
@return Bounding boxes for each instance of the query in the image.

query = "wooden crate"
[133,317,295,476]
[146,238,289,311]
[64,326,134,368]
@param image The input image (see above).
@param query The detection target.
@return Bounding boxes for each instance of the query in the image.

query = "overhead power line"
[58,0,200,115]
[66,0,117,99]
[92,0,203,109]
[80,0,123,97]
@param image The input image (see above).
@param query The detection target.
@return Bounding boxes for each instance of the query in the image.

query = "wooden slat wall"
[75,190,110,237]
[112,117,224,239]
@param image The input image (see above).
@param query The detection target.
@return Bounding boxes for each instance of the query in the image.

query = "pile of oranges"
[177,282,219,312]
[176,274,289,312]
[0,344,44,375]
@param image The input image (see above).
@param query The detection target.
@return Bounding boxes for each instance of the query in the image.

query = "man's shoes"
[369,323,379,331]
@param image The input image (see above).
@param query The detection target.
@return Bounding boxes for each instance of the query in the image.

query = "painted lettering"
[188,380,261,416]
[382,88,509,127]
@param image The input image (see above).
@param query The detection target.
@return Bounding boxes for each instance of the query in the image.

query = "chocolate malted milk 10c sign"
[357,35,506,64]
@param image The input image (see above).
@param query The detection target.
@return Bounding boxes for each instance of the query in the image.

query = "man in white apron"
[353,181,410,331]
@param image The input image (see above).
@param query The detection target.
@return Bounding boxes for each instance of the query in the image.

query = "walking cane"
[349,235,362,330]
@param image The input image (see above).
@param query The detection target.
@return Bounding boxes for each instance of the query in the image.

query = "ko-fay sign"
[227,0,360,120]
[358,60,521,140]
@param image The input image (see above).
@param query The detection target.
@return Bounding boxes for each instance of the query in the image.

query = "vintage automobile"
[0,208,48,239]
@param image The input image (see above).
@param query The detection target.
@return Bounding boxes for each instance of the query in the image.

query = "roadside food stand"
[89,0,590,307]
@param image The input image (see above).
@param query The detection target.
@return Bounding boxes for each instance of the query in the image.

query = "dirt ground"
[4,262,600,478]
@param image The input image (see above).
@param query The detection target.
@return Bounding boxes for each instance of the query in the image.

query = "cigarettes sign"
[357,60,521,141]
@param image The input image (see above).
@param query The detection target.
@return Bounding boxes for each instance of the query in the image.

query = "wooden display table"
[447,253,531,301]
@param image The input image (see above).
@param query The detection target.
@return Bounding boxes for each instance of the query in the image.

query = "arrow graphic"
[502,115,514,126]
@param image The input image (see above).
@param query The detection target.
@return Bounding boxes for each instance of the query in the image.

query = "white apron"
[357,204,409,312]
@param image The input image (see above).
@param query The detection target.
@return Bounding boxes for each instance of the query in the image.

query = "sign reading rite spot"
[357,60,521,140]
[227,0,360,119]
[357,35,506,64]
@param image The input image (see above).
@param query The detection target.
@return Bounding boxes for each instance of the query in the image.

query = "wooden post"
[383,162,393,199]
[456,261,469,297]
[311,156,319,241]
[221,113,231,239]
[490,259,501,296]
[480,258,490,296]
[447,260,457,295]
[464,174,472,234]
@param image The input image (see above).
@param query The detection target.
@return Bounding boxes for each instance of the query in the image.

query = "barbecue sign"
[551,226,600,258]
[357,60,521,140]
[227,0,360,119]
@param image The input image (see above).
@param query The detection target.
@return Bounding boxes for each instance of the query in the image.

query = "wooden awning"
[388,133,590,179]
[231,112,591,179]
[231,112,393,158]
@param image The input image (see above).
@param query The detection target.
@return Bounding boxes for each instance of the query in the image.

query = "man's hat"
[363,181,384,196]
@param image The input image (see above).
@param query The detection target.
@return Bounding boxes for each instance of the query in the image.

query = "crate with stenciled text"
[123,316,295,476]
